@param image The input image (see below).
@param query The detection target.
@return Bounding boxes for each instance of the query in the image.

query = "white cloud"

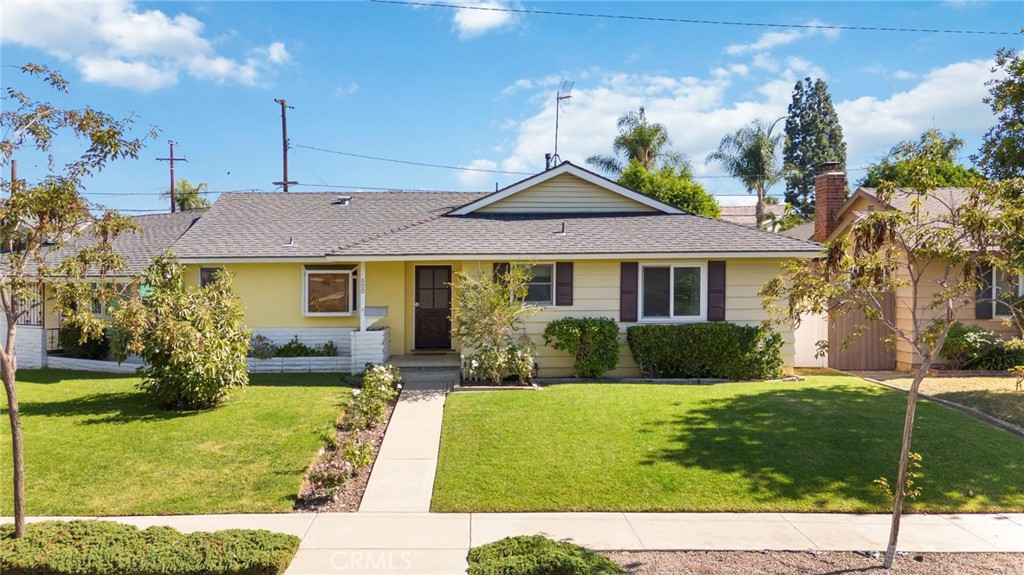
[837,59,993,163]
[724,20,839,55]
[452,0,518,39]
[489,58,994,195]
[457,159,500,188]
[0,1,290,91]
[502,78,533,95]
[335,82,360,97]
[893,70,918,81]
[786,56,826,80]
[752,53,780,73]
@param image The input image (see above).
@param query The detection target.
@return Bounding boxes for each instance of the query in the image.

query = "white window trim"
[525,262,556,307]
[639,262,708,322]
[992,270,1024,319]
[303,268,355,317]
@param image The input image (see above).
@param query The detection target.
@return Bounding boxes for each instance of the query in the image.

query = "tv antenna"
[552,80,573,165]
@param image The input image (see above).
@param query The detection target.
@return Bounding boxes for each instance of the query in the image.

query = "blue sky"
[2,1,1021,213]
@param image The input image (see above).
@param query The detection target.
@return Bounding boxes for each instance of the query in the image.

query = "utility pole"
[272,98,297,192]
[156,141,187,212]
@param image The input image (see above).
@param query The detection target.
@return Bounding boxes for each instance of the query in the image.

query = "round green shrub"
[542,317,620,378]
[57,323,110,360]
[468,535,624,575]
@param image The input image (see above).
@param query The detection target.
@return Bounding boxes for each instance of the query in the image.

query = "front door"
[414,266,452,349]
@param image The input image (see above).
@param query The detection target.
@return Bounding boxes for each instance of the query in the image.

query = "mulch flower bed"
[293,399,397,513]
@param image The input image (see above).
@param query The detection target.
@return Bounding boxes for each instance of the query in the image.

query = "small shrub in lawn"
[542,317,620,378]
[58,323,111,360]
[626,322,783,380]
[468,535,624,575]
[968,342,1024,371]
[249,334,279,359]
[506,343,536,384]
[0,520,299,575]
[277,336,314,357]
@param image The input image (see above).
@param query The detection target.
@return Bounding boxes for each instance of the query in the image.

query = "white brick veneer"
[47,356,139,373]
[7,325,47,369]
[350,327,391,373]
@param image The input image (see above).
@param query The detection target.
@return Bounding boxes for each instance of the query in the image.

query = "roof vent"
[282,235,296,247]
[554,221,567,236]
[333,196,352,206]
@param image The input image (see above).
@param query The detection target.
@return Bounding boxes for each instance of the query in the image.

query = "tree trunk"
[2,357,25,538]
[882,356,932,568]
[755,185,766,229]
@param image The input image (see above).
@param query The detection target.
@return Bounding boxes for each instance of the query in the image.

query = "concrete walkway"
[12,512,1022,574]
[358,369,454,513]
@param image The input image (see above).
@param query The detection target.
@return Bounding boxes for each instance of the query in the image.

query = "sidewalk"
[11,512,1023,574]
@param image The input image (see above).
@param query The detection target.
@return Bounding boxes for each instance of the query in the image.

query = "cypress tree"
[783,78,847,217]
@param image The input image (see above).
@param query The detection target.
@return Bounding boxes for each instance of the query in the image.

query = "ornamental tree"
[1,64,152,538]
[973,42,1024,180]
[112,253,250,409]
[783,77,847,217]
[759,135,1012,569]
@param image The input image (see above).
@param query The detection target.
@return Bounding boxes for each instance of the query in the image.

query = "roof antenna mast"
[272,98,298,192]
[552,80,573,167]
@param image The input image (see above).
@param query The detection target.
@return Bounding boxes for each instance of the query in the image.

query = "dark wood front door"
[414,266,452,349]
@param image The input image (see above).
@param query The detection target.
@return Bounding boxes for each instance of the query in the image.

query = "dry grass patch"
[881,376,1023,427]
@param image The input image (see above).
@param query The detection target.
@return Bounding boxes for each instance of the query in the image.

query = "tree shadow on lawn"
[17,392,197,425]
[642,384,1022,510]
[933,390,1024,427]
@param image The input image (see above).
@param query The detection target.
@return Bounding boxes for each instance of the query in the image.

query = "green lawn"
[1,369,347,516]
[433,375,1024,513]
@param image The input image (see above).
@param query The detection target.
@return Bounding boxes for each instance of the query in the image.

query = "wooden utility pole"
[156,141,187,212]
[272,98,297,192]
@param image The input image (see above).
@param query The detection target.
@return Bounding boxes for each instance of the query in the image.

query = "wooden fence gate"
[828,292,897,371]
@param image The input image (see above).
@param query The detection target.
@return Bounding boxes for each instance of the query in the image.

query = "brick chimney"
[811,162,847,243]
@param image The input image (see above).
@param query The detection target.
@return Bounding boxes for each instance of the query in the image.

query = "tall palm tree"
[587,107,687,176]
[162,178,211,212]
[706,118,784,228]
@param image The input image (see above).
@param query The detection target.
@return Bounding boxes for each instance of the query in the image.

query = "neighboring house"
[807,168,1018,371]
[14,162,825,375]
[718,204,786,228]
[2,212,201,368]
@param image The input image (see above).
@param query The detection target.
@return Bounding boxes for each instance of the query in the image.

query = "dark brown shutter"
[555,262,573,306]
[620,262,638,322]
[976,263,993,320]
[493,262,510,281]
[708,261,726,322]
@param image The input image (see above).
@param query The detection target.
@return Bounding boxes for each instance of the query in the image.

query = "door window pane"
[673,267,701,317]
[642,267,670,317]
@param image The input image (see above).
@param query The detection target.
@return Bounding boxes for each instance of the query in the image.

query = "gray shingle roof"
[168,191,821,260]
[779,221,815,241]
[718,204,786,227]
[171,191,486,259]
[334,212,822,257]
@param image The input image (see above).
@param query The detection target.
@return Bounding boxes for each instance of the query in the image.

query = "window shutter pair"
[492,262,573,306]
[619,261,726,322]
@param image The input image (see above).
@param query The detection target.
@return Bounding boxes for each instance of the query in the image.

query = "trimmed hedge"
[1,521,299,575]
[626,322,783,380]
[468,535,624,575]
[542,317,621,378]
[58,324,110,360]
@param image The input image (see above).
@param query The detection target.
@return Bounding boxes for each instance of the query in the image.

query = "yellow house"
[162,162,821,375]
[796,167,1020,372]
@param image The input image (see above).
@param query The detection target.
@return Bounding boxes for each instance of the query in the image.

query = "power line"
[293,182,475,193]
[294,144,533,175]
[369,0,1022,36]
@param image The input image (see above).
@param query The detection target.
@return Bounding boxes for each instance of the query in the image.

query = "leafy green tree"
[618,160,720,217]
[760,137,1013,568]
[972,43,1024,180]
[163,178,210,211]
[112,253,250,409]
[706,119,784,229]
[586,107,686,176]
[859,129,981,188]
[783,78,847,217]
[0,64,151,538]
